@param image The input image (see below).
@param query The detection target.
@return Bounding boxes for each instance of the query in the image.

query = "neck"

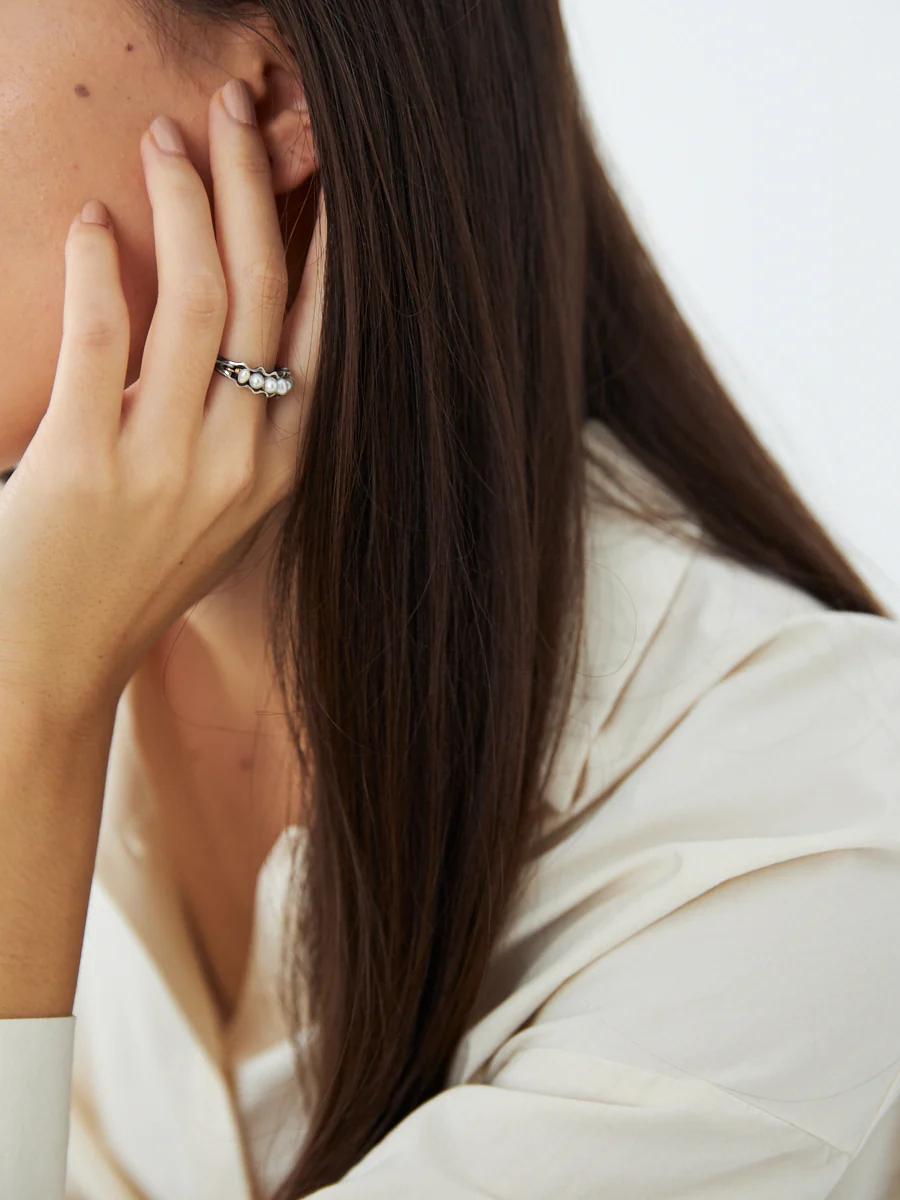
[140,502,297,768]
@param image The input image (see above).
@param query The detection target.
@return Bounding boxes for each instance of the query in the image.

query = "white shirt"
[2,418,899,1199]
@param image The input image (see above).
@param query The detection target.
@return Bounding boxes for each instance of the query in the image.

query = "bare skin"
[136,525,309,1028]
[0,7,324,1020]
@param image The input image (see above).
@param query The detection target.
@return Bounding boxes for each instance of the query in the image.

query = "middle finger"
[133,114,228,450]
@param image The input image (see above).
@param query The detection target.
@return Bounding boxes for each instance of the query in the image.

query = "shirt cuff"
[0,1015,76,1200]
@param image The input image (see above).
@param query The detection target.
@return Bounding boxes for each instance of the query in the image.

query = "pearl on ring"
[214,356,294,398]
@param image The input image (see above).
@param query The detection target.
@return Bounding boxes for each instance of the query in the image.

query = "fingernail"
[222,78,257,126]
[80,199,110,227]
[150,114,186,155]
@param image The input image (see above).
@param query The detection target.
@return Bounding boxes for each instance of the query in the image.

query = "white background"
[564,1,900,611]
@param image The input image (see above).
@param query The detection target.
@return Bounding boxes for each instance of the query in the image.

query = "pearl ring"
[213,355,294,397]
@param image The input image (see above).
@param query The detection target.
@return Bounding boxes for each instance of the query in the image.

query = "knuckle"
[265,462,296,507]
[135,456,189,503]
[247,258,289,310]
[150,165,203,215]
[177,269,228,321]
[224,451,257,499]
[161,164,200,198]
[74,310,124,349]
[235,146,273,180]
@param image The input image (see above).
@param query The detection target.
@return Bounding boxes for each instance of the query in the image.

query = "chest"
[133,698,303,1029]
[161,746,293,1028]
[127,637,306,1030]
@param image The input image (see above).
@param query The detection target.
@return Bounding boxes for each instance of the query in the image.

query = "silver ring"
[214,355,294,398]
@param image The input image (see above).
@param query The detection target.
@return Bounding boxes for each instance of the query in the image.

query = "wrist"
[0,683,117,1019]
[0,668,121,739]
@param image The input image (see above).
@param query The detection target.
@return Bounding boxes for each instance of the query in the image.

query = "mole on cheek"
[74,83,90,98]
[126,43,135,52]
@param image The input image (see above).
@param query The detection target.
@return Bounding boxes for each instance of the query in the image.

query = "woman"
[0,1,898,1197]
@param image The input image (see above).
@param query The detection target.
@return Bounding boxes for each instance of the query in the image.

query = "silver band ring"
[214,355,294,398]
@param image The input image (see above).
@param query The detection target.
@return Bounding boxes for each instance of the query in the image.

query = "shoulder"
[452,429,900,1161]
[547,419,899,830]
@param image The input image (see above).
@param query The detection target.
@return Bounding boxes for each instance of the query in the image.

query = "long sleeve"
[4,606,900,1199]
[302,853,900,1198]
[302,612,900,1199]
[303,1072,861,1199]
[5,830,899,1200]
[0,1015,76,1199]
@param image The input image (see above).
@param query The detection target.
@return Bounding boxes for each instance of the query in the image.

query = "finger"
[260,184,327,500]
[205,78,290,449]
[48,201,130,452]
[131,116,228,451]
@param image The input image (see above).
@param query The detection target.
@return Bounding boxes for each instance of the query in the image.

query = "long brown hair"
[133,2,894,1195]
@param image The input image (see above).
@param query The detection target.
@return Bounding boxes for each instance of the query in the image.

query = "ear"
[212,16,317,196]
[253,61,318,196]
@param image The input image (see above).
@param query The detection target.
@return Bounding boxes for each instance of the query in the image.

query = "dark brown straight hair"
[131,2,895,1195]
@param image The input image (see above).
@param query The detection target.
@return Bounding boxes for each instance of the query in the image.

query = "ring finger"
[205,78,289,442]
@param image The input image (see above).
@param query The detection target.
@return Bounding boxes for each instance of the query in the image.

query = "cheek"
[0,0,209,471]
[0,123,158,471]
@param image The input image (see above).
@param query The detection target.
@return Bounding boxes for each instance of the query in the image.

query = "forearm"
[0,694,116,1019]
